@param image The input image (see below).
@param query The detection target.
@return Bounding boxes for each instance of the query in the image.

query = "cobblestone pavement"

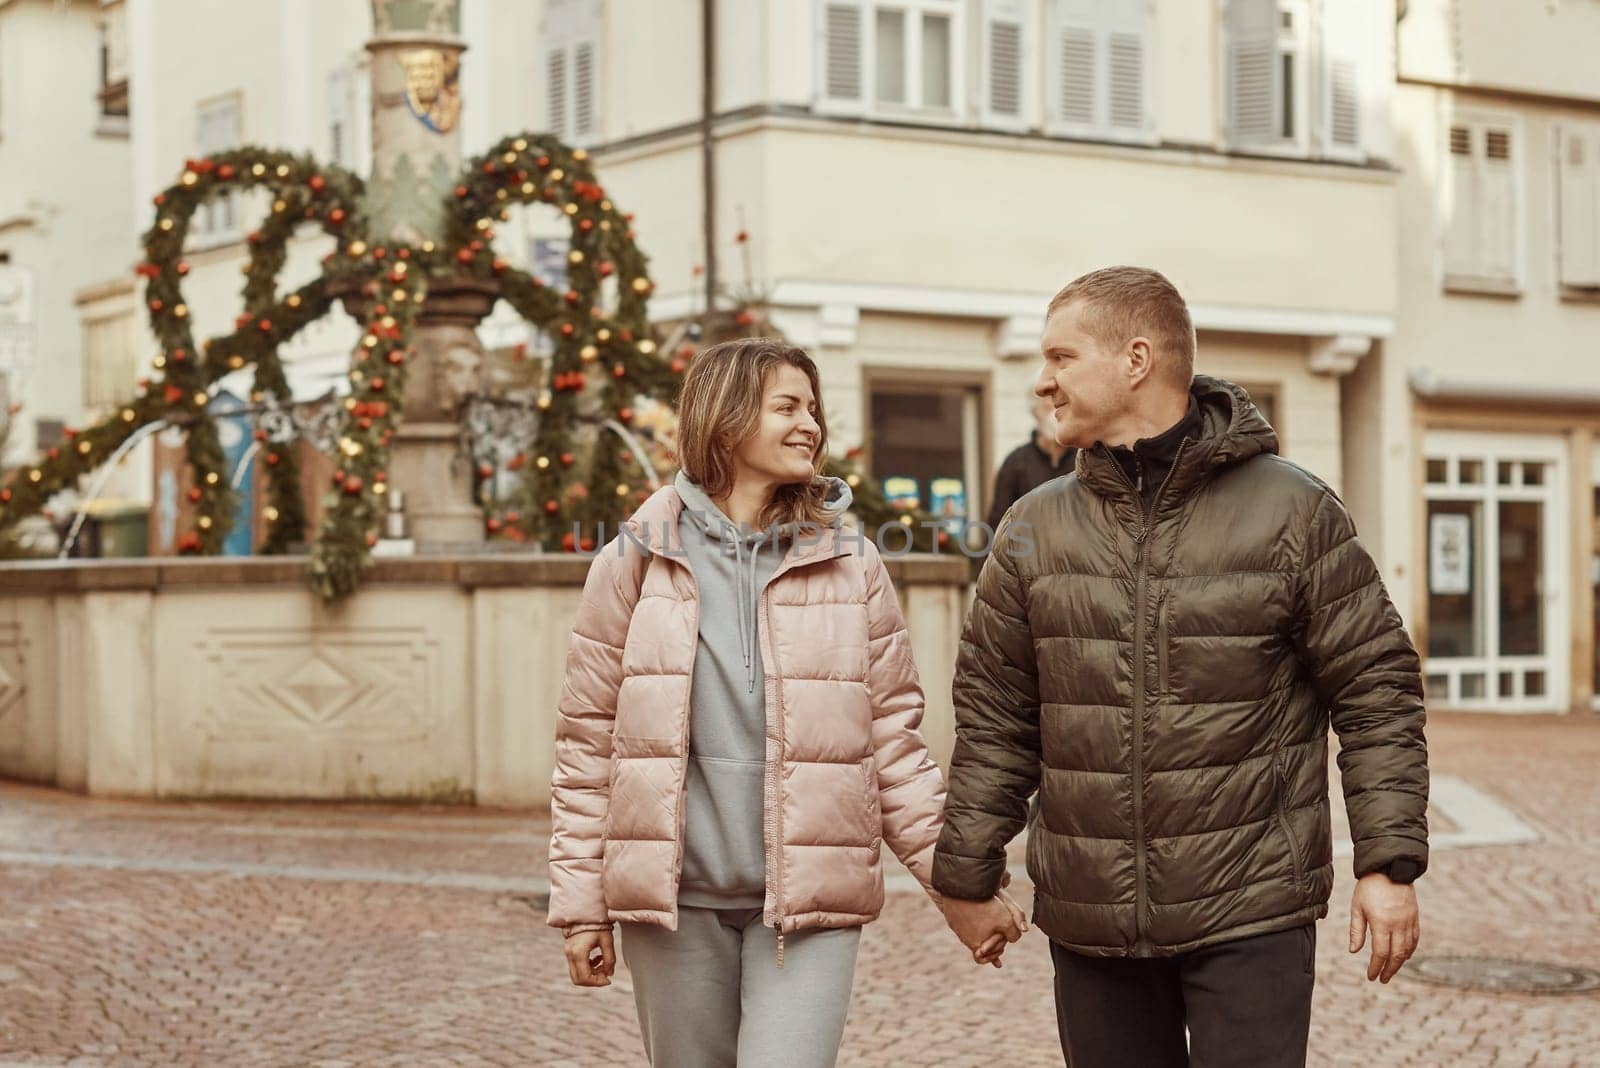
[1,711,1596,1067]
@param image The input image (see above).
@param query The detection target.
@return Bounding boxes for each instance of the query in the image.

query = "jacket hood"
[1076,375,1278,511]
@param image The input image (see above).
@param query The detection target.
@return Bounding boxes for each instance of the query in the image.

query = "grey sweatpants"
[619,906,862,1068]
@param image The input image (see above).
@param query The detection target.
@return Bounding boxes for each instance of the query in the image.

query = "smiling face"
[730,363,822,490]
[1036,300,1141,449]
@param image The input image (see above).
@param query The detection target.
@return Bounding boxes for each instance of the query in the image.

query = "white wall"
[0,0,135,464]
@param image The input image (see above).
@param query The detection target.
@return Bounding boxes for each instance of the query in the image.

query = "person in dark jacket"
[931,267,1428,1068]
[985,392,1076,532]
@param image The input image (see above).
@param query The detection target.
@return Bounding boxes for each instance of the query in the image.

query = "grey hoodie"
[673,470,854,909]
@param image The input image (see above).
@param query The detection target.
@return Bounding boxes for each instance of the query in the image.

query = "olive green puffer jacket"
[932,376,1428,958]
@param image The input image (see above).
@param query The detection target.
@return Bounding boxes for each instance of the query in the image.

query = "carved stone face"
[434,342,484,412]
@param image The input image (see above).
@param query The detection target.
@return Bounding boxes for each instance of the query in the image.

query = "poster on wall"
[1429,513,1472,596]
[929,477,967,537]
[882,476,920,511]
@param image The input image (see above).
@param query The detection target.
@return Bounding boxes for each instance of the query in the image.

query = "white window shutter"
[1105,0,1152,138]
[327,66,354,168]
[1225,0,1278,148]
[981,0,1027,129]
[573,40,597,141]
[546,47,569,138]
[1558,127,1600,287]
[1051,0,1098,132]
[1442,123,1478,278]
[820,1,867,113]
[1317,0,1364,162]
[1478,125,1517,281]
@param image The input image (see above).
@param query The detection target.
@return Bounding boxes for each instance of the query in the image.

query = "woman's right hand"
[563,929,617,987]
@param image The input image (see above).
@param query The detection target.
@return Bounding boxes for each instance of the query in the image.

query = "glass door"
[1422,432,1569,712]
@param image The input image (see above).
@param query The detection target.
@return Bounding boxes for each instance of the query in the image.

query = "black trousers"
[1051,925,1316,1068]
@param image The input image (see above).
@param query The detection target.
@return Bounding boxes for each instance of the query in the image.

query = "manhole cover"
[1407,956,1600,996]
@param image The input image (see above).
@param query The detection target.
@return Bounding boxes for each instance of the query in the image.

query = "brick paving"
[0,710,1596,1067]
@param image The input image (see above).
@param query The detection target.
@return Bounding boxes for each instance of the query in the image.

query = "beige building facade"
[1344,0,1600,714]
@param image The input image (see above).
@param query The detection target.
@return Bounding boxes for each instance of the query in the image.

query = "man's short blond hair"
[1047,266,1196,385]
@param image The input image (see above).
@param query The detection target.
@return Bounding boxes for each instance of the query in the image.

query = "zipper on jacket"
[1275,744,1307,892]
[666,558,703,930]
[759,580,789,967]
[1100,439,1189,954]
[1155,589,1170,695]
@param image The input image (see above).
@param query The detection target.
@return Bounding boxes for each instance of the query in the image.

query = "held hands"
[563,928,617,987]
[938,872,1029,968]
[1349,872,1420,983]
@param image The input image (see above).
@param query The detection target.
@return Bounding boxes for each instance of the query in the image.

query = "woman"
[548,338,1025,1066]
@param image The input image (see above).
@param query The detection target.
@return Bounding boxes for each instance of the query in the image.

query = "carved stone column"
[364,0,489,546]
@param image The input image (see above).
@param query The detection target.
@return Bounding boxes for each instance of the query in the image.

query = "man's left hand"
[1348,871,1420,983]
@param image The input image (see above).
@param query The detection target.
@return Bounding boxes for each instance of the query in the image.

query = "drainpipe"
[701,0,718,315]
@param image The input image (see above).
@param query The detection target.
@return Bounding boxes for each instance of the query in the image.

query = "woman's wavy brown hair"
[675,338,836,530]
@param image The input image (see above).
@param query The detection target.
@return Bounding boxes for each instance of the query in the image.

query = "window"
[1224,0,1308,154]
[96,5,129,131]
[193,95,242,243]
[542,0,600,144]
[1422,432,1569,711]
[1443,114,1520,293]
[82,305,137,408]
[1048,0,1153,142]
[1557,125,1600,291]
[816,1,963,120]
[864,372,987,544]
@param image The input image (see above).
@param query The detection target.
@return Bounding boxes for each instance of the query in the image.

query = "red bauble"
[358,418,372,430]
[537,155,551,169]
[671,360,687,374]
[187,488,202,502]
[153,193,166,206]
[563,290,580,305]
[735,311,756,327]
[612,364,626,379]
[580,536,596,552]
[253,429,268,442]
[457,248,475,265]
[561,532,577,552]
[560,323,575,338]
[163,385,184,405]
[386,350,404,366]
[507,453,527,471]
[369,377,385,391]
[0,489,11,503]
[342,476,363,495]
[258,318,273,333]
[46,448,58,460]
[217,163,235,180]
[477,463,494,480]
[618,407,634,423]
[544,499,560,515]
[492,258,508,274]
[148,299,164,313]
[247,230,263,244]
[578,218,594,233]
[559,452,574,466]
[366,532,380,548]
[171,348,187,362]
[328,208,347,225]
[454,184,469,199]
[265,452,280,467]
[177,261,190,276]
[308,174,327,192]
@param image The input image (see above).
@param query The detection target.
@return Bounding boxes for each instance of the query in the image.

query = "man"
[985,391,1076,533]
[932,267,1428,1067]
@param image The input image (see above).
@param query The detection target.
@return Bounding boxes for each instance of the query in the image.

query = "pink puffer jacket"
[547,484,948,936]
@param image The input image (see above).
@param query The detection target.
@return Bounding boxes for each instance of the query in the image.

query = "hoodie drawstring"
[727,523,769,695]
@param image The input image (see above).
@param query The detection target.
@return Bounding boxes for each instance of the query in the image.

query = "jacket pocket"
[862,758,882,850]
[1274,747,1307,893]
[1155,590,1171,694]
